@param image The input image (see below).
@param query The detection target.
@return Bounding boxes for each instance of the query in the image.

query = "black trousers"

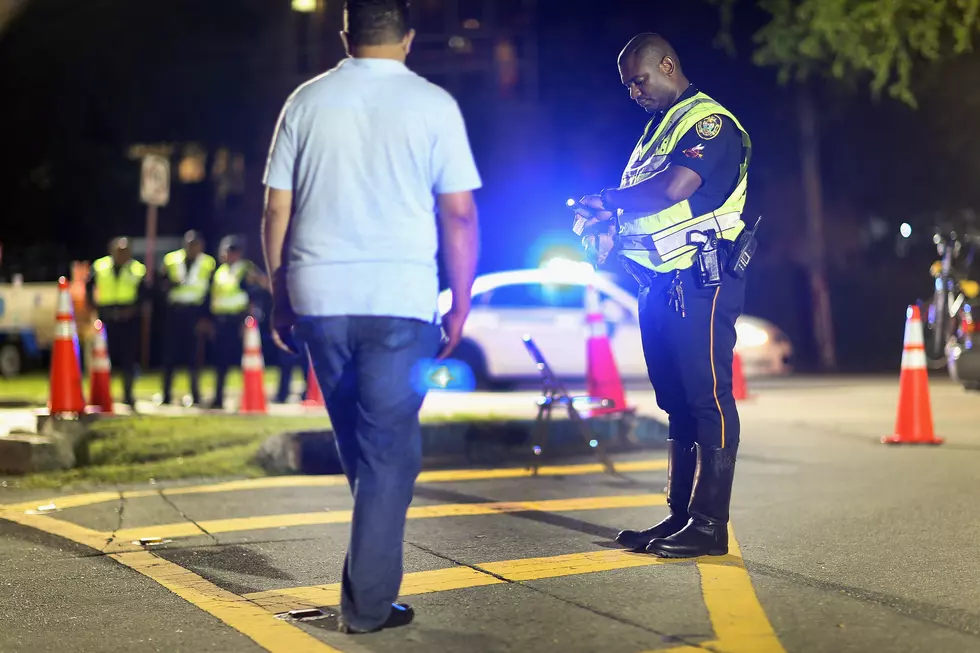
[636,263,745,449]
[213,313,246,407]
[276,348,308,403]
[161,304,205,403]
[101,315,139,405]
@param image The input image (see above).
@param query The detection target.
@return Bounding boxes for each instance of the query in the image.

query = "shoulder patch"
[695,114,723,140]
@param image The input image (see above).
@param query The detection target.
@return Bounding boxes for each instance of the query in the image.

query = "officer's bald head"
[619,34,681,71]
[110,237,131,264]
[618,33,688,114]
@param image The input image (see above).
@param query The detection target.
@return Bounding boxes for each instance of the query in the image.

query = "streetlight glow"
[292,0,318,12]
[900,222,912,239]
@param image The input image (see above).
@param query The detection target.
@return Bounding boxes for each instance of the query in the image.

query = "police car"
[437,259,792,389]
[0,277,59,377]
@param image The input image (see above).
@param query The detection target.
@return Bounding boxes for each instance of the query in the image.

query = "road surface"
[1,377,978,653]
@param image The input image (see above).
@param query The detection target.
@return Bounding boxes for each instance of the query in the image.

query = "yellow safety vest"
[92,256,146,306]
[163,249,216,306]
[210,261,251,315]
[616,91,752,274]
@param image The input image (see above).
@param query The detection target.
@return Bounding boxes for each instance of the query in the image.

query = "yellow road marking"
[113,550,341,653]
[0,458,668,513]
[245,548,686,614]
[1,483,785,653]
[0,507,110,550]
[0,507,341,652]
[640,526,786,653]
[0,491,123,513]
[694,526,786,653]
[107,494,666,547]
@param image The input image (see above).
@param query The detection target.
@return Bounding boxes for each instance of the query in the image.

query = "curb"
[256,413,669,476]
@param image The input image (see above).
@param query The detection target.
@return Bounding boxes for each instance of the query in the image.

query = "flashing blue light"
[589,439,599,448]
[566,198,576,207]
[411,358,476,393]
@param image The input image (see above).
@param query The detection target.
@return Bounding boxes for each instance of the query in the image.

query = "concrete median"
[255,412,669,476]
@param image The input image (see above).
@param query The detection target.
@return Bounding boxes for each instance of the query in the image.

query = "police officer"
[87,237,147,408]
[159,230,216,406]
[577,33,755,559]
[210,235,268,410]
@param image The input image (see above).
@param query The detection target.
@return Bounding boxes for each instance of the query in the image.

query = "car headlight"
[736,323,769,348]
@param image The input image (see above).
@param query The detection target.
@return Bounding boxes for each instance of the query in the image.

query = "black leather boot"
[616,439,696,551]
[646,442,738,558]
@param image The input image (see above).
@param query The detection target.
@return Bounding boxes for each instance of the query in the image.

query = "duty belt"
[98,304,138,321]
[618,211,742,260]
[620,239,735,289]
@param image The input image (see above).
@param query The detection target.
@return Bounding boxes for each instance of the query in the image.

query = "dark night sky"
[1,0,978,369]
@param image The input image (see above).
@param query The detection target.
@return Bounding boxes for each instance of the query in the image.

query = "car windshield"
[476,282,585,309]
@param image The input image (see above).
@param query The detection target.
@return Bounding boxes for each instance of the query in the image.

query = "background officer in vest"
[209,234,268,410]
[86,236,146,409]
[577,33,754,559]
[159,229,215,406]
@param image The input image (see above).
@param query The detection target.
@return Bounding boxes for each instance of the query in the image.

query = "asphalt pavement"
[1,376,979,653]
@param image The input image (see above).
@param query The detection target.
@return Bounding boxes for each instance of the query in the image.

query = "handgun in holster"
[687,229,723,289]
[727,215,761,279]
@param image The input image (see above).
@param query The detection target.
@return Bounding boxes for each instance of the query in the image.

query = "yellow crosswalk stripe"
[106,494,666,547]
[0,458,668,513]
[244,548,686,614]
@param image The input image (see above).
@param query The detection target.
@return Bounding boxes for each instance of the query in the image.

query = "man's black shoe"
[339,603,415,634]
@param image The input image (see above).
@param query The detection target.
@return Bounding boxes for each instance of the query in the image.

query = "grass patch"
[87,415,326,465]
[10,412,499,490]
[18,443,271,490]
[15,414,325,490]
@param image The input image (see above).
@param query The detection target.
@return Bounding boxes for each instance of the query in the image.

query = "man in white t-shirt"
[261,0,481,635]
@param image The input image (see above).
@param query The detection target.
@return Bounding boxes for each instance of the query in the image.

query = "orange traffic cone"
[302,363,324,408]
[87,319,113,414]
[732,351,753,401]
[49,276,86,416]
[239,316,267,415]
[584,284,629,415]
[883,305,943,445]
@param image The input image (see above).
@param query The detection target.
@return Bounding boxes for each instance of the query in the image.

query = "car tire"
[0,342,23,378]
[453,340,492,391]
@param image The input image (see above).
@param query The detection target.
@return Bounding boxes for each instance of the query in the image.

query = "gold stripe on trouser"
[709,287,726,449]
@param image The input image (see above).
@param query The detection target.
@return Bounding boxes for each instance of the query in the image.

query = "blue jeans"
[292,315,442,631]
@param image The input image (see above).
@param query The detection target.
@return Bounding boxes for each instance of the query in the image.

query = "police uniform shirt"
[660,85,744,218]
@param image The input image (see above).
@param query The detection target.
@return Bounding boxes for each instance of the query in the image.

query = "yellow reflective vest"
[210,261,251,315]
[616,91,752,274]
[163,249,216,306]
[92,256,146,306]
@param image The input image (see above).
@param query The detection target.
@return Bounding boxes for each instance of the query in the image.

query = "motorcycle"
[920,224,980,390]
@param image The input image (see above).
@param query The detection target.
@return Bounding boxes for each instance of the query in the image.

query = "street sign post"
[139,154,170,368]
